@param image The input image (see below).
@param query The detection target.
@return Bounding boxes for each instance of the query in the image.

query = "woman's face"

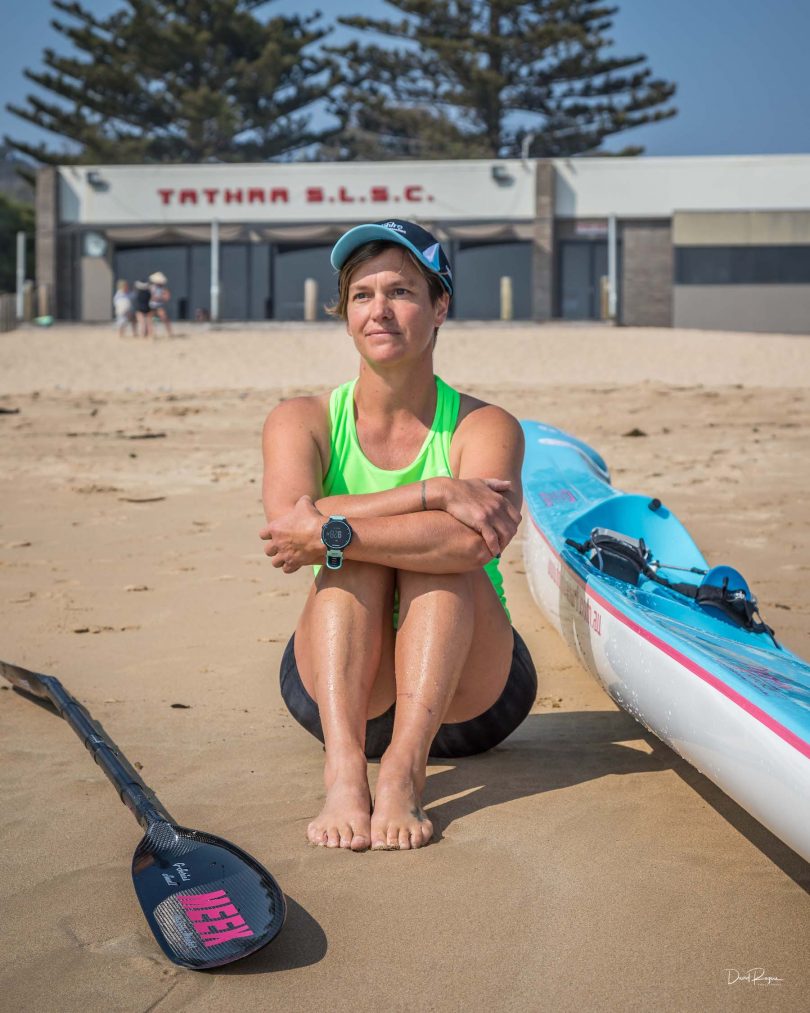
[345,247,449,366]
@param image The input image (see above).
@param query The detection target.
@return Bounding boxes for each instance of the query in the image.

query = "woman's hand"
[260,496,324,573]
[436,477,521,557]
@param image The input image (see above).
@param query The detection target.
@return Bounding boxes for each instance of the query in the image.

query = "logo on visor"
[422,243,441,267]
[381,221,407,232]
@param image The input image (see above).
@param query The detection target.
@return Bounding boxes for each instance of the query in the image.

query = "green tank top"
[321,374,508,617]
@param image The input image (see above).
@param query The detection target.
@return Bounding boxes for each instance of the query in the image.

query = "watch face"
[322,519,351,549]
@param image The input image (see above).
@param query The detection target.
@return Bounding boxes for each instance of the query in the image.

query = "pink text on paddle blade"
[179,889,255,946]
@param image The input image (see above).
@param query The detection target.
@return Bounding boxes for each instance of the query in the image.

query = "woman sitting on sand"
[260,220,536,852]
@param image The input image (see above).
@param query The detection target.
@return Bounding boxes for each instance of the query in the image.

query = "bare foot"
[307,751,372,851]
[370,757,433,851]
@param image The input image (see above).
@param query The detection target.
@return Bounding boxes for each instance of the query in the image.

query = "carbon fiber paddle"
[1,660,286,969]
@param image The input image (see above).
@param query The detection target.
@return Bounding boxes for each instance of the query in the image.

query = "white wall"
[553,155,810,218]
[58,160,537,226]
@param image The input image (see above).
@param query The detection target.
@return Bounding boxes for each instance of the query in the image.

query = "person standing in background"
[113,280,136,337]
[134,281,152,337]
[148,271,173,337]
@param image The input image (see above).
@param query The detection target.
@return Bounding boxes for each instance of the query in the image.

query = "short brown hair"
[327,240,449,320]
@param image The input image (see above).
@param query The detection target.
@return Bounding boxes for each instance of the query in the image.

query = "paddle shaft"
[1,661,174,831]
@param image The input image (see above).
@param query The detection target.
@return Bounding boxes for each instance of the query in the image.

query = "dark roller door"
[453,242,532,320]
[557,240,621,320]
[189,245,211,319]
[189,244,250,320]
[273,245,337,321]
[250,245,271,319]
[189,244,271,320]
[114,246,188,320]
[220,244,248,319]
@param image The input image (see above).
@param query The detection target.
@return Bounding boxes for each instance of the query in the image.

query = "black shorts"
[279,628,537,759]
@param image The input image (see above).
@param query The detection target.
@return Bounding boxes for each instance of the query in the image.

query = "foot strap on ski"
[565,528,777,643]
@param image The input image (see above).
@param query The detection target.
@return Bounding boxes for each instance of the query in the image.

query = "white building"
[37,154,810,332]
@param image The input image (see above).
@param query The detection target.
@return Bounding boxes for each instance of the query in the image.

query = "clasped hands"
[259,477,520,574]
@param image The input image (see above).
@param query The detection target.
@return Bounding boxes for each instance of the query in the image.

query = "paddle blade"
[132,821,286,969]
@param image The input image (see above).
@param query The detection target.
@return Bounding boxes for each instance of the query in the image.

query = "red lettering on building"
[155,182,435,209]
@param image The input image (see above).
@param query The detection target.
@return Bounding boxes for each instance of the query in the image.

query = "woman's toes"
[371,827,394,850]
[307,823,327,847]
[350,831,369,851]
[416,820,433,848]
[339,824,357,849]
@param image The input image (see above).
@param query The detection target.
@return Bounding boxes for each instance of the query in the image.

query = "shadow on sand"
[419,709,809,892]
[215,895,328,974]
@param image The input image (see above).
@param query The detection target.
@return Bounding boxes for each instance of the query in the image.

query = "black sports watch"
[321,515,353,570]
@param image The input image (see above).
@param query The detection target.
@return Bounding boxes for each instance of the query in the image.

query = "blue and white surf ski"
[521,421,810,863]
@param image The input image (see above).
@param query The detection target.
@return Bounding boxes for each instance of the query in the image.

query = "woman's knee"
[396,568,474,599]
[310,560,397,619]
[317,559,394,588]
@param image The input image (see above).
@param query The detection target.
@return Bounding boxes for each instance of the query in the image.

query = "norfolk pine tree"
[5,0,338,166]
[0,194,34,294]
[328,0,677,159]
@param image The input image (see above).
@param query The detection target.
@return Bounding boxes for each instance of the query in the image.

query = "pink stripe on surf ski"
[529,513,810,762]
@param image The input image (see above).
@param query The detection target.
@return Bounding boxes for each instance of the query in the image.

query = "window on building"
[675,246,810,285]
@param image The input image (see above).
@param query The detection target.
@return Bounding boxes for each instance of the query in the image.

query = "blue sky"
[2,0,809,157]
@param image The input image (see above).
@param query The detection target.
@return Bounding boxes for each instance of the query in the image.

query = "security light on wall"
[491,164,515,186]
[86,171,109,191]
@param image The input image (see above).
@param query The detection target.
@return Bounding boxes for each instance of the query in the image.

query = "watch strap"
[324,548,343,570]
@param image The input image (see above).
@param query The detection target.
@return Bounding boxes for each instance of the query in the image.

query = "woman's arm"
[452,404,525,520]
[263,494,495,574]
[315,476,513,554]
[315,482,429,519]
[261,396,328,521]
[261,401,524,574]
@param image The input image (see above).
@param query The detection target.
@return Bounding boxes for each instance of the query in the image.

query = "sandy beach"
[1,321,808,1011]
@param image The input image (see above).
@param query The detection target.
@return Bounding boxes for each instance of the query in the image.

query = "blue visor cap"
[330,220,453,296]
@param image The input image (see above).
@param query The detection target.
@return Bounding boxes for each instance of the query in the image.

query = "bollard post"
[599,276,610,319]
[500,276,513,321]
[37,283,50,318]
[23,280,34,321]
[304,278,318,322]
